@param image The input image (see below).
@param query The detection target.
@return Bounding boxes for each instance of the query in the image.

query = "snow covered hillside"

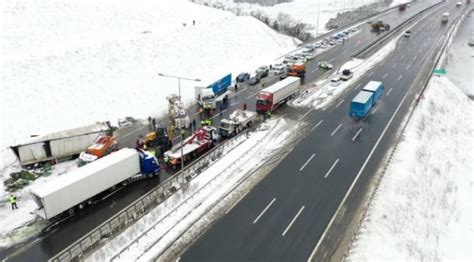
[0,0,298,162]
[346,13,474,261]
[196,0,409,37]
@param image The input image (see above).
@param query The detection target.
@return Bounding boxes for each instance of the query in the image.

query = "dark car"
[236,72,250,82]
[248,75,260,86]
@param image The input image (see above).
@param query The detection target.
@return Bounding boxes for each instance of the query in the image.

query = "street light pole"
[157,72,201,170]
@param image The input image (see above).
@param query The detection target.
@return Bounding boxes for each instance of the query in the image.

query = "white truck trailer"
[219,110,257,137]
[29,148,157,220]
[10,122,113,167]
[255,76,300,113]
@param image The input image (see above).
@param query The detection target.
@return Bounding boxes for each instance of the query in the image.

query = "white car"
[301,51,316,60]
[330,78,341,86]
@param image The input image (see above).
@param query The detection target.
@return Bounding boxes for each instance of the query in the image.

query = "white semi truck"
[219,109,257,137]
[10,122,113,167]
[30,148,160,220]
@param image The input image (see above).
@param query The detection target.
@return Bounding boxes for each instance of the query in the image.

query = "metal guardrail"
[354,1,444,58]
[48,121,260,262]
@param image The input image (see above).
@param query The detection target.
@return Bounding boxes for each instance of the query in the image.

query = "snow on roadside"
[290,35,397,110]
[346,76,473,261]
[87,117,298,261]
[0,160,78,247]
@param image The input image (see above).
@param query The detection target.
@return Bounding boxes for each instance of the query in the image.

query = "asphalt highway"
[181,2,466,262]
[0,0,447,260]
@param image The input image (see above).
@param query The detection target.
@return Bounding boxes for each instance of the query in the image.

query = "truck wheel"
[122,180,129,186]
[78,203,85,210]
[68,208,75,216]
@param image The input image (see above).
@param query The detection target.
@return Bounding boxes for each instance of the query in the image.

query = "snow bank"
[346,77,474,261]
[198,0,371,37]
[0,161,78,247]
[0,0,297,152]
[87,117,298,261]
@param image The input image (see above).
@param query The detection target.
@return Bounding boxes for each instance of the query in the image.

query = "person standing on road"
[192,119,196,132]
[10,194,18,210]
[242,103,247,111]
[261,81,265,88]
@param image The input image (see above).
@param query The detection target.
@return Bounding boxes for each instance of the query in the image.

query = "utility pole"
[316,4,321,37]
[157,73,201,170]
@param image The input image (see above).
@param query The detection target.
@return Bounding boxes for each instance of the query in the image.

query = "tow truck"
[219,109,257,138]
[164,126,217,168]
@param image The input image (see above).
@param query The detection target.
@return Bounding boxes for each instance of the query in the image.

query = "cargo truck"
[195,73,231,110]
[10,122,113,167]
[256,77,300,114]
[164,126,217,168]
[349,81,384,119]
[30,148,160,220]
[219,109,257,137]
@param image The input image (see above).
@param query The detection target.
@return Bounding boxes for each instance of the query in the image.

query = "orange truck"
[78,136,118,166]
[287,63,306,78]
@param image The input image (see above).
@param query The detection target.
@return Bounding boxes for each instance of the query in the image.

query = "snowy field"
[346,12,474,261]
[0,0,299,169]
[87,117,300,261]
[0,161,78,247]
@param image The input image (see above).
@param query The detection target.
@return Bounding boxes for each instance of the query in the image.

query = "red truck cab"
[256,91,273,113]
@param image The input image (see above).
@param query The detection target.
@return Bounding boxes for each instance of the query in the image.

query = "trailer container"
[30,148,158,220]
[362,81,384,102]
[256,77,300,113]
[11,122,112,167]
[350,91,375,119]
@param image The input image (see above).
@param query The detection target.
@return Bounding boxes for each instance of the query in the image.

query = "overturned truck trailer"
[10,122,113,167]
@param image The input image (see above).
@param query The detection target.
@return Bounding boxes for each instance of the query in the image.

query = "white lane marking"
[230,102,238,106]
[176,257,181,262]
[335,99,344,108]
[413,55,418,61]
[382,73,388,79]
[246,93,256,99]
[341,50,347,55]
[352,128,363,141]
[311,120,324,132]
[282,206,305,236]
[328,57,335,62]
[371,105,378,115]
[401,54,405,59]
[354,83,362,91]
[386,88,393,96]
[226,190,250,214]
[423,42,427,47]
[405,64,411,70]
[311,68,319,73]
[299,108,313,120]
[368,71,374,77]
[299,153,316,171]
[397,74,403,81]
[331,123,342,136]
[253,198,276,224]
[324,158,340,178]
[392,63,397,68]
[237,89,245,94]
[308,82,414,262]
